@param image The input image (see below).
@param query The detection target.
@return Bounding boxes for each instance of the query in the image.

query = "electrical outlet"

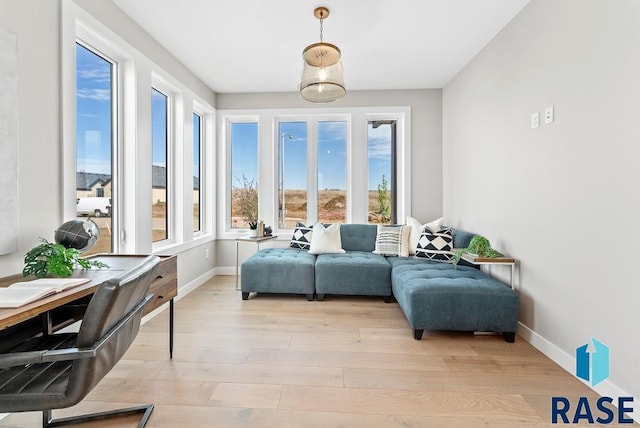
[531,112,539,129]
[544,105,554,124]
[205,248,209,259]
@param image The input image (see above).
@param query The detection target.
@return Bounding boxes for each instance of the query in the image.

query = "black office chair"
[0,255,161,428]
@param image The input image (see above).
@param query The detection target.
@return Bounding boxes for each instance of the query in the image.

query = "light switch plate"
[531,112,540,129]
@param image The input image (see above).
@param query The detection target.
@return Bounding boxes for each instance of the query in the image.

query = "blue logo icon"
[576,338,609,387]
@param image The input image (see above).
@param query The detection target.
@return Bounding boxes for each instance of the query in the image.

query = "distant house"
[152,165,167,205]
[77,168,199,205]
[76,172,112,198]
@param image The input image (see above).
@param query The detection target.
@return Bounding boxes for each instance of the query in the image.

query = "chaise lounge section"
[240,248,315,301]
[389,258,519,342]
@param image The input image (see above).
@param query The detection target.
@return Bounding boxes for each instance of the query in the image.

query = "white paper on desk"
[0,278,90,308]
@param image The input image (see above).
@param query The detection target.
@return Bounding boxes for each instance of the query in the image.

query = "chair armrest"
[0,294,153,369]
[0,347,97,368]
[0,350,47,368]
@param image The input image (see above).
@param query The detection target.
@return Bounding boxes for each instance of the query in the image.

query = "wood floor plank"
[278,385,543,422]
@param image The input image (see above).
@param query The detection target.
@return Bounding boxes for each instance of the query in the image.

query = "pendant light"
[299,7,346,103]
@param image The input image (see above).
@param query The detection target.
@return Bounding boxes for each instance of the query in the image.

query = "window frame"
[217,107,411,240]
[223,116,260,233]
[192,111,203,234]
[62,0,217,256]
[367,119,398,225]
[150,84,172,246]
[275,114,351,229]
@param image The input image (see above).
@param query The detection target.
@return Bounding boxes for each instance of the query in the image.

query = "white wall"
[215,89,442,269]
[443,0,639,403]
[0,0,62,277]
[0,0,217,289]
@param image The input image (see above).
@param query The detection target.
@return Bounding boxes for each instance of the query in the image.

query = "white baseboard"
[215,266,237,276]
[518,322,639,423]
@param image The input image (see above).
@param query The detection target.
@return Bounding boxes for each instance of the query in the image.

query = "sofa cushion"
[339,224,378,252]
[452,228,475,249]
[315,252,391,297]
[241,248,316,295]
[309,223,345,255]
[391,259,519,334]
[416,226,454,263]
[289,223,313,250]
[373,225,410,257]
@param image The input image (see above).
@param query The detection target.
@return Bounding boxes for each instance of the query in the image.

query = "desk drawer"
[144,256,177,314]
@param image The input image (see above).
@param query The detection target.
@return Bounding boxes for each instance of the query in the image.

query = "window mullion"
[307,120,318,224]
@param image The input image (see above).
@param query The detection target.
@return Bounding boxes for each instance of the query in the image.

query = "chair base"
[43,404,154,428]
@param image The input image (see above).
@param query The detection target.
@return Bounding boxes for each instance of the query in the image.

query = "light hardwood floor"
[1,275,627,427]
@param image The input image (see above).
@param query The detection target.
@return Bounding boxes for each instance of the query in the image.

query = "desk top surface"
[0,254,170,330]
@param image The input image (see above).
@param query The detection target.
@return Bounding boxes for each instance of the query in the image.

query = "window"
[75,42,114,255]
[151,88,169,242]
[230,121,258,229]
[317,121,347,223]
[219,107,409,236]
[277,119,347,228]
[193,112,202,233]
[368,120,396,224]
[278,122,307,228]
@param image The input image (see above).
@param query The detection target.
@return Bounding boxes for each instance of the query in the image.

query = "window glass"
[368,121,396,224]
[230,122,258,229]
[151,88,168,241]
[75,43,113,255]
[193,113,202,232]
[278,122,308,228]
[317,121,347,223]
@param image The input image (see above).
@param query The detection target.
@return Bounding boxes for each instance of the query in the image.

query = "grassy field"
[231,189,391,228]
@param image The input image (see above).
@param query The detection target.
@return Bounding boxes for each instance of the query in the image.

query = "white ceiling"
[112,0,529,94]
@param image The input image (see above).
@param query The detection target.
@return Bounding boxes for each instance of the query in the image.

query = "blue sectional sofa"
[240,224,519,342]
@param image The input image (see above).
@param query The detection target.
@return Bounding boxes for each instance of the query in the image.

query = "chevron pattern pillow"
[289,223,313,250]
[415,226,454,263]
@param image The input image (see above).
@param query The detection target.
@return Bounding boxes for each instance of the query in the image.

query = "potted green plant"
[454,235,503,266]
[23,239,108,278]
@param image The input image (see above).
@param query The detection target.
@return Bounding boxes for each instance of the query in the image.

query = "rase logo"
[551,338,634,424]
[576,338,609,387]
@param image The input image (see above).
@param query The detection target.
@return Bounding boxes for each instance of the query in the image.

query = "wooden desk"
[0,254,177,357]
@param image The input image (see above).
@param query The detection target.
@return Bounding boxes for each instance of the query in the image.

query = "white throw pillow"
[308,223,346,255]
[406,216,444,256]
[373,225,411,257]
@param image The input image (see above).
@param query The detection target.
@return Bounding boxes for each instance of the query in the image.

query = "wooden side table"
[460,253,517,289]
[235,235,278,290]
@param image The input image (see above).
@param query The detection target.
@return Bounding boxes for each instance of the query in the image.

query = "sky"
[76,43,112,175]
[76,42,393,192]
[231,121,393,191]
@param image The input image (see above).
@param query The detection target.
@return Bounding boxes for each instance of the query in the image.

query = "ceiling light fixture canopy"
[299,6,346,103]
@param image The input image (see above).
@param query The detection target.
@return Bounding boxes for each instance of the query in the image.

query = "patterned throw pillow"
[415,226,454,263]
[373,225,410,257]
[289,223,313,250]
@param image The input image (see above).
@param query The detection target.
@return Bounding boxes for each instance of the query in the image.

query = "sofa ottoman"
[241,248,316,300]
[315,251,392,301]
[390,258,519,342]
